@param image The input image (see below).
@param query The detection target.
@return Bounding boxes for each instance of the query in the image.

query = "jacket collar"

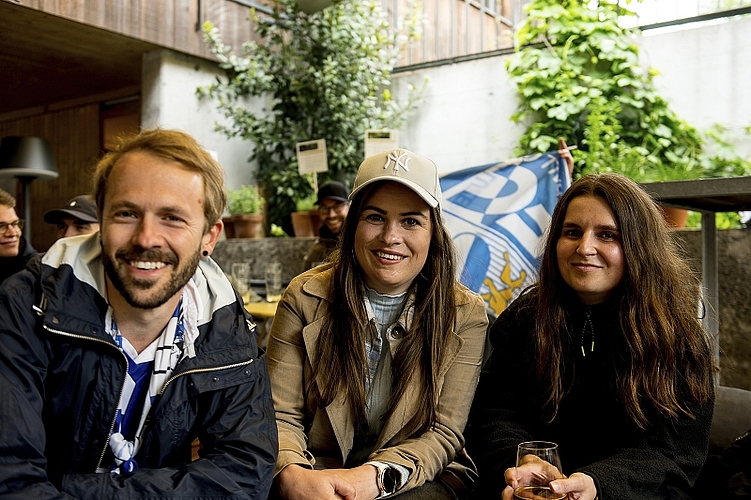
[301,264,336,302]
[38,233,237,333]
[302,265,475,308]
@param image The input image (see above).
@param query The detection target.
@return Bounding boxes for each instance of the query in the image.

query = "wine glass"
[513,441,565,500]
[231,262,251,298]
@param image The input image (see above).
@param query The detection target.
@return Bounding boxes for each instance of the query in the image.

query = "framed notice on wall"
[365,130,399,158]
[296,139,329,174]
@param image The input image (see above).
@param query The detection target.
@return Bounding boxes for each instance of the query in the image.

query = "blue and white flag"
[440,151,570,317]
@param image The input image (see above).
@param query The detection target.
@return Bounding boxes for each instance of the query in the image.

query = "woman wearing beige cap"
[266,149,488,500]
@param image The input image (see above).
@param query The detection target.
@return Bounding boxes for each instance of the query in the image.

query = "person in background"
[467,173,715,500]
[0,129,277,499]
[0,187,37,284]
[44,194,100,239]
[267,148,488,500]
[302,180,350,270]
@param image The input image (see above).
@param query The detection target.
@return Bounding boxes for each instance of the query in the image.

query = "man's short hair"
[0,188,16,209]
[93,129,228,231]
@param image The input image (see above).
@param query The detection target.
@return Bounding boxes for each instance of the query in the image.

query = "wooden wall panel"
[18,0,514,70]
[388,0,515,68]
[0,105,101,252]
[456,1,469,58]
[438,0,456,61]
[14,0,267,61]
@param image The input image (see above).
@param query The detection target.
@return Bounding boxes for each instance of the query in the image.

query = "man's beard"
[325,216,344,235]
[102,246,201,309]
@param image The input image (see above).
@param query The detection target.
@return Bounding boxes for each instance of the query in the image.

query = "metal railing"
[630,0,751,28]
[386,0,751,69]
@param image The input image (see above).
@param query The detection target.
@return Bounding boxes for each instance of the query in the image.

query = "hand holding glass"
[512,441,565,500]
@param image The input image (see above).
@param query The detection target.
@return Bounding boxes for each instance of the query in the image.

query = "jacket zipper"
[159,358,254,395]
[733,428,751,443]
[42,324,127,471]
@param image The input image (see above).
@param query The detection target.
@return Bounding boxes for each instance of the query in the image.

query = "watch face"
[383,467,397,493]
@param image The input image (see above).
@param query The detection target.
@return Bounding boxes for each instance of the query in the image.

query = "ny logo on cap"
[384,150,410,172]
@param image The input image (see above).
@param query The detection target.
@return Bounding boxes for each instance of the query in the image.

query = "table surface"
[244,300,279,319]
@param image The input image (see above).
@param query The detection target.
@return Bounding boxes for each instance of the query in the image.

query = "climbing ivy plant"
[199,0,423,233]
[507,0,750,183]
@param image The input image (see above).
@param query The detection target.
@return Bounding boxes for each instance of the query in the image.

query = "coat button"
[391,325,405,338]
[212,376,219,382]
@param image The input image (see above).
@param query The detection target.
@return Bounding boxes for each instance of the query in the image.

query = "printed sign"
[364,129,399,158]
[296,139,329,174]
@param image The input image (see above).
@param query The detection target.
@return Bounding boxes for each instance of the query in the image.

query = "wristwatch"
[371,462,398,498]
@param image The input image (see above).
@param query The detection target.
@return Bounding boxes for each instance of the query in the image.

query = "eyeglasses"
[0,219,24,234]
[318,202,348,216]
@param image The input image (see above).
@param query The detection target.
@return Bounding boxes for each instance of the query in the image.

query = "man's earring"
[202,250,209,257]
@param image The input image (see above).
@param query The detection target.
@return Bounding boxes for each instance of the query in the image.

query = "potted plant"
[228,184,263,238]
[290,192,317,237]
[199,0,423,236]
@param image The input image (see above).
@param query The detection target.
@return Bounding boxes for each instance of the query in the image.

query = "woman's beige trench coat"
[265,265,488,494]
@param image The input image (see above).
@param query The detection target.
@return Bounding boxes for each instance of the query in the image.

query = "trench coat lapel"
[376,329,464,448]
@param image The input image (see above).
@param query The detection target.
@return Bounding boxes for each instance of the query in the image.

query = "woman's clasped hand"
[276,464,380,500]
[501,459,597,500]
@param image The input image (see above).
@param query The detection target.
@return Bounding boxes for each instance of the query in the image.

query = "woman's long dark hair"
[533,173,713,429]
[311,181,458,435]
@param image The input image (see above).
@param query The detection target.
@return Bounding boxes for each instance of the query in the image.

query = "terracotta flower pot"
[233,213,263,238]
[660,206,689,229]
[291,211,315,237]
[222,216,236,239]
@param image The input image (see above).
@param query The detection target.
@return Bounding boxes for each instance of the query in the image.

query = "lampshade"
[0,136,59,180]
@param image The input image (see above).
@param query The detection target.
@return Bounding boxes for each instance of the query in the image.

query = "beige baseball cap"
[350,148,441,208]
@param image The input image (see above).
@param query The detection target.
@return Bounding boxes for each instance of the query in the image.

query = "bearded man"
[0,129,277,499]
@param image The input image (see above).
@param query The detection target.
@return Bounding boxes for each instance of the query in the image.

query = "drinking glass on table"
[264,261,283,302]
[231,262,251,298]
[513,441,565,500]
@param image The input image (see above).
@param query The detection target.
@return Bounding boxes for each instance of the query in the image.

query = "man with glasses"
[303,181,350,270]
[0,188,37,284]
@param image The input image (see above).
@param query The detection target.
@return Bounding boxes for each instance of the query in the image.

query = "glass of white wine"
[513,441,565,500]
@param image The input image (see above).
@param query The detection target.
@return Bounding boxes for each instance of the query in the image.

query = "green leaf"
[506,0,744,183]
[529,135,556,152]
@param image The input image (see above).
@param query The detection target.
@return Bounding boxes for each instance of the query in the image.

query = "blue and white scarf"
[100,281,202,475]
